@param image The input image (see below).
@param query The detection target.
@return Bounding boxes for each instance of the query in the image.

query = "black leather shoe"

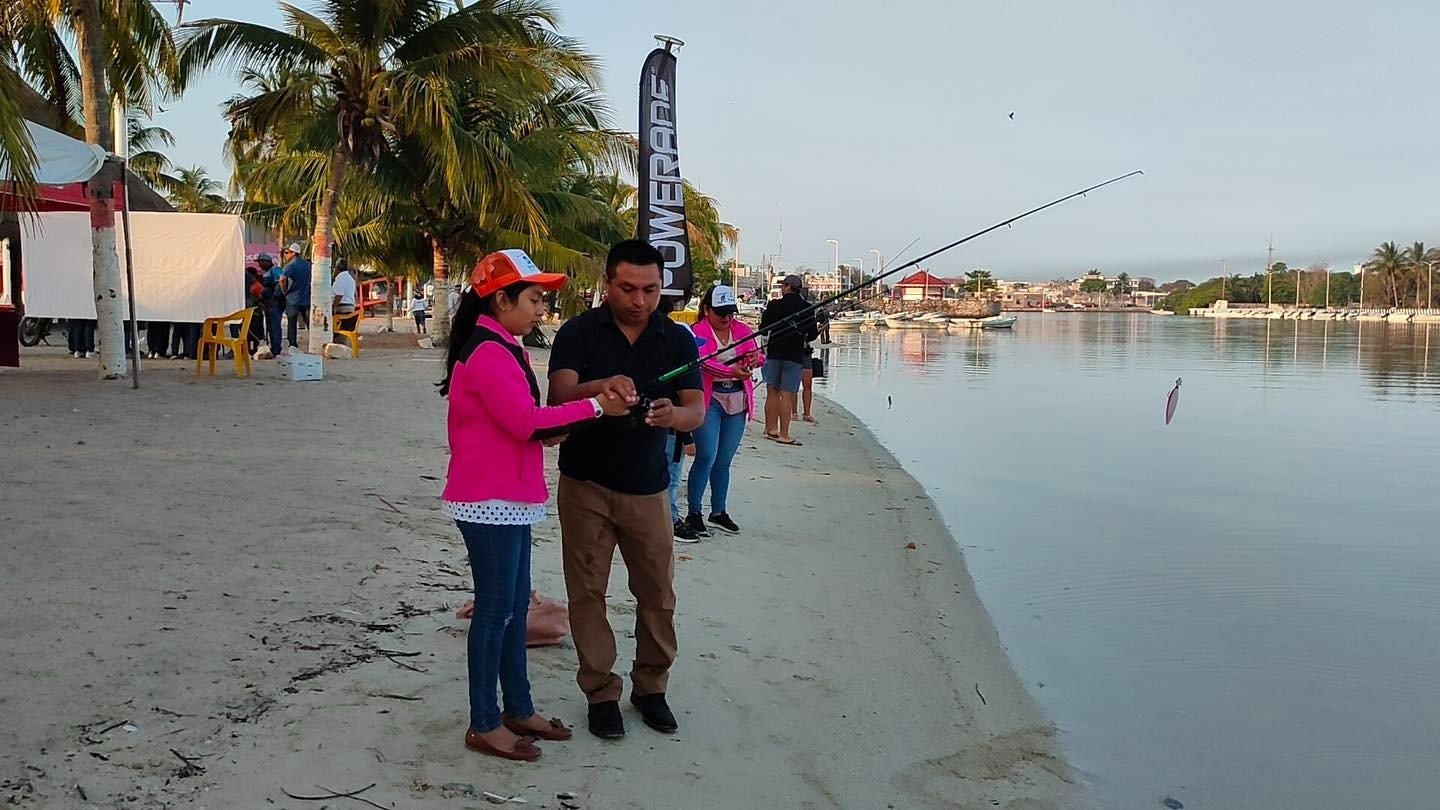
[587,700,625,739]
[630,692,679,734]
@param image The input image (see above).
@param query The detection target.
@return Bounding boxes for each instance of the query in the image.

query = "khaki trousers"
[557,475,677,703]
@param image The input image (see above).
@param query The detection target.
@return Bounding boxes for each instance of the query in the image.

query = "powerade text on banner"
[637,43,692,298]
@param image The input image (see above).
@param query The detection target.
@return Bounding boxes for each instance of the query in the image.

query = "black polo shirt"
[548,305,702,495]
[758,292,817,362]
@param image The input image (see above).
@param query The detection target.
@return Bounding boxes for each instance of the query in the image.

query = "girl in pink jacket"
[439,250,630,762]
[682,285,765,537]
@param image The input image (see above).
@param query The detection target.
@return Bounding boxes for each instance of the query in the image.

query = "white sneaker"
[73,351,83,358]
[86,351,99,359]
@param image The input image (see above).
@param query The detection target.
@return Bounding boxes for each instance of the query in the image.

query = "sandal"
[772,437,803,446]
[803,415,819,425]
[503,715,573,741]
[764,431,780,440]
[465,728,541,762]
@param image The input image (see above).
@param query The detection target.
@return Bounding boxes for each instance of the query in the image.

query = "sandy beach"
[0,338,1083,809]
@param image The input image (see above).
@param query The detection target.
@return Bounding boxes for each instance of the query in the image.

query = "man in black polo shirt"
[547,240,706,740]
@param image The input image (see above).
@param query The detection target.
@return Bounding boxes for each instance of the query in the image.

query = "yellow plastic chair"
[669,310,699,325]
[333,309,362,358]
[195,308,255,378]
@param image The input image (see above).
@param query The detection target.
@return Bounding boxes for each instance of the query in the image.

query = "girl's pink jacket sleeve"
[458,342,596,440]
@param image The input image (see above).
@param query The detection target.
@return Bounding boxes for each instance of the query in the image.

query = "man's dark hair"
[605,239,665,280]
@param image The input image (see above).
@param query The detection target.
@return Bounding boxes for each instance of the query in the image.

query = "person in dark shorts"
[758,274,817,445]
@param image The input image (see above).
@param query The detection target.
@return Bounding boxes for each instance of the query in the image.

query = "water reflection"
[819,314,1440,810]
[827,315,1438,401]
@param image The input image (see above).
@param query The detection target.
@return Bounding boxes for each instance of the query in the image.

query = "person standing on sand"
[411,289,429,334]
[795,341,819,425]
[547,239,706,739]
[255,253,285,359]
[439,249,632,762]
[278,243,311,350]
[685,284,764,536]
[656,294,703,544]
[759,274,818,445]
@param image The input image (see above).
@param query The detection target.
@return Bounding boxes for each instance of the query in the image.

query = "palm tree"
[5,0,179,378]
[155,165,230,213]
[1366,241,1404,308]
[178,0,595,352]
[965,269,994,294]
[125,113,179,189]
[1404,241,1434,308]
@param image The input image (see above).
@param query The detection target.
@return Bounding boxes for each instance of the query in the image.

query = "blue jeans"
[265,307,284,355]
[664,432,683,522]
[456,521,534,732]
[687,399,747,516]
[286,303,308,347]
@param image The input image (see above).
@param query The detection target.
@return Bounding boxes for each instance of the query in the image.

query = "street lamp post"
[826,239,839,280]
[732,227,741,290]
[870,249,882,299]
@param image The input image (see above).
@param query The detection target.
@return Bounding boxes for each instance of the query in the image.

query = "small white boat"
[980,315,1017,329]
[827,313,869,329]
[1149,309,1174,316]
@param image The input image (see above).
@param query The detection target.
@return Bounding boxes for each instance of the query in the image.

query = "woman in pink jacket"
[439,250,631,762]
[683,285,765,537]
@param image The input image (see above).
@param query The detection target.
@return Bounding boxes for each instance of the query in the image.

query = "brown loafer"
[464,728,541,762]
[503,715,573,741]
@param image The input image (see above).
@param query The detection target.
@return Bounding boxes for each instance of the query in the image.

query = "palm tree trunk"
[430,236,451,346]
[75,0,126,380]
[306,146,347,353]
[385,277,395,332]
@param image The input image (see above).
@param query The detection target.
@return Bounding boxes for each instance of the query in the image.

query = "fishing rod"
[718,236,922,362]
[643,170,1144,388]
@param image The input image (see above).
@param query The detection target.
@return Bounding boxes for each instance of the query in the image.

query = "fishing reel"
[626,395,654,429]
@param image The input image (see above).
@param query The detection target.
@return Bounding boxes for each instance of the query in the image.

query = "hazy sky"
[156,0,1440,281]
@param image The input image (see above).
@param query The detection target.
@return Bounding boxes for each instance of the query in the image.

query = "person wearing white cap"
[278,242,311,350]
[683,284,765,537]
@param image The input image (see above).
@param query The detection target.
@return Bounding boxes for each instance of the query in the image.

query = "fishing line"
[641,170,1144,391]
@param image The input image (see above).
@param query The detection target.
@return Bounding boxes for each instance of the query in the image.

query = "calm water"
[817,314,1440,810]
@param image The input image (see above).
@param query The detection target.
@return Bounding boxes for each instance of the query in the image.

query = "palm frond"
[176,19,329,86]
[0,67,39,198]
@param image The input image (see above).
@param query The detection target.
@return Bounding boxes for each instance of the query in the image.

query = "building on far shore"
[891,270,948,301]
[800,272,843,298]
[728,263,767,298]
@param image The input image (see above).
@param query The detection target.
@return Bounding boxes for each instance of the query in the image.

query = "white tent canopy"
[2,121,108,185]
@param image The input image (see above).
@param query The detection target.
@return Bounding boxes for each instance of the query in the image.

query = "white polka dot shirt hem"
[441,500,547,526]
